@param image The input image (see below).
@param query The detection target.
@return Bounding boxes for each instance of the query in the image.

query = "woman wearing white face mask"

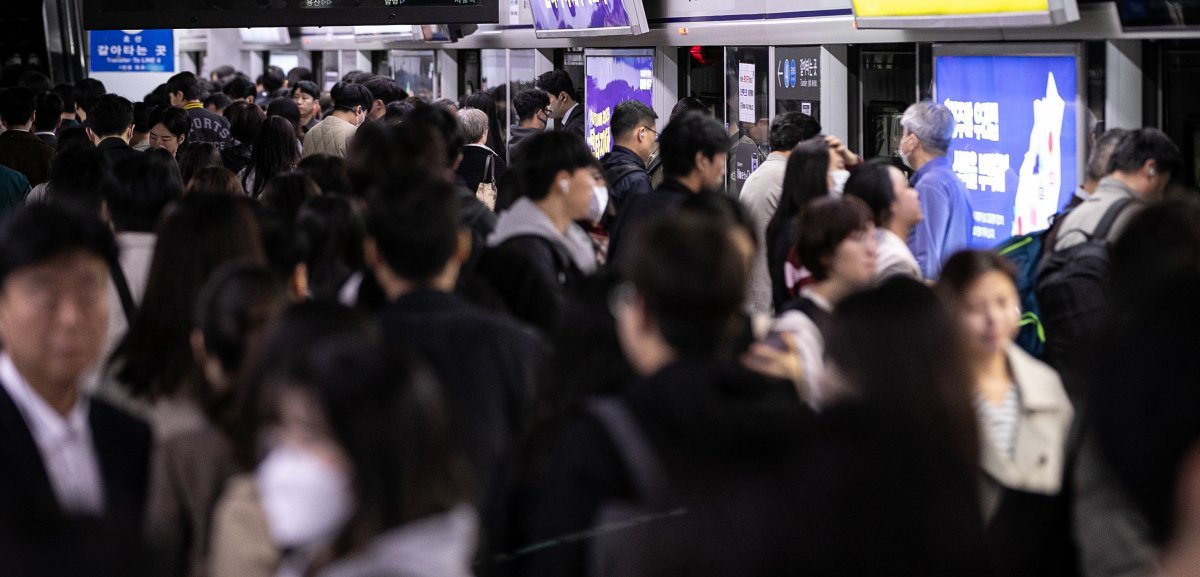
[209,302,475,577]
[487,131,602,296]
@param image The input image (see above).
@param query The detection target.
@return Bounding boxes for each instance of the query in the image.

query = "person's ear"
[29,110,35,126]
[85,127,98,144]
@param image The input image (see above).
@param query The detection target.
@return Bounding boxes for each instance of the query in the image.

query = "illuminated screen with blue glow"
[530,0,630,32]
[935,54,1078,247]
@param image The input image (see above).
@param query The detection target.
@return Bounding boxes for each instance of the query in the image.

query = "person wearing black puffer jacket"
[599,101,657,218]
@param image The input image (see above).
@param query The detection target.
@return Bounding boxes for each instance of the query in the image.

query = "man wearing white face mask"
[536,70,585,142]
[898,101,973,280]
[302,82,372,159]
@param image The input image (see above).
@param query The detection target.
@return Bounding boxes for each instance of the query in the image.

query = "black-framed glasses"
[642,126,659,141]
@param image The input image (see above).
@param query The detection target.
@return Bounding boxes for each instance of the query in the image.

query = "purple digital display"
[585,54,654,157]
[530,0,631,31]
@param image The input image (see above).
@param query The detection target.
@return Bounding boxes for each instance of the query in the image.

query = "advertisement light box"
[584,50,654,159]
[934,47,1081,248]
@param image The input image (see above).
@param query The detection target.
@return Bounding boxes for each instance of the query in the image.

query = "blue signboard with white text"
[89,29,174,73]
[935,53,1078,248]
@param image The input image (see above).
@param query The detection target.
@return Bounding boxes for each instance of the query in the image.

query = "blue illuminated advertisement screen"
[934,53,1078,248]
[531,0,631,32]
[585,52,654,158]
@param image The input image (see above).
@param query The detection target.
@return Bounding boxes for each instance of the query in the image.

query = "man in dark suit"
[365,169,547,501]
[536,69,585,142]
[33,92,64,148]
[0,87,55,186]
[86,94,139,166]
[0,203,152,573]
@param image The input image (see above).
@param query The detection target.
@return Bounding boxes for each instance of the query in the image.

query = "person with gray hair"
[899,100,973,279]
[1067,128,1130,210]
[456,107,507,194]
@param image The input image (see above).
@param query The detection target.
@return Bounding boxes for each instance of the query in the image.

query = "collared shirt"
[772,286,834,409]
[0,353,105,515]
[907,156,973,280]
[559,103,579,131]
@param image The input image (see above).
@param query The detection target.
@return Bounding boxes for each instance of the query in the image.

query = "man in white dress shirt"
[0,202,151,574]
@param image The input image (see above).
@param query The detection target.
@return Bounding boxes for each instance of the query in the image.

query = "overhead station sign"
[89,29,173,73]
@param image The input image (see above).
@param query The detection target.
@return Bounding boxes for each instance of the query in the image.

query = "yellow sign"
[853,0,1049,17]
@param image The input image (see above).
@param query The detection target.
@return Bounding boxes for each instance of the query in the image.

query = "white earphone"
[559,180,570,194]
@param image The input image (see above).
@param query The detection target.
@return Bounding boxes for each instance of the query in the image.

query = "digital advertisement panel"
[584,53,654,158]
[531,0,630,32]
[935,53,1078,248]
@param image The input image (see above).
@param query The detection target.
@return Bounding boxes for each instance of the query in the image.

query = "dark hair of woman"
[244,116,300,198]
[231,302,469,539]
[842,158,897,227]
[297,195,365,301]
[266,96,302,139]
[193,262,285,424]
[224,100,265,146]
[259,172,319,223]
[935,250,1018,303]
[297,153,352,196]
[187,166,244,195]
[319,324,469,548]
[767,136,830,252]
[112,194,267,400]
[177,142,224,186]
[825,276,979,467]
[462,91,505,160]
[795,196,873,282]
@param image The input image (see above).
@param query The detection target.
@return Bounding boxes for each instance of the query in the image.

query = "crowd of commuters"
[0,62,1199,577]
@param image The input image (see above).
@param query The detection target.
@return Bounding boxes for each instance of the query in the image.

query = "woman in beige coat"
[938,250,1156,577]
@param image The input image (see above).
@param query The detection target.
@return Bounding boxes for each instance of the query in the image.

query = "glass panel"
[509,49,537,129]
[389,49,437,100]
[726,46,770,197]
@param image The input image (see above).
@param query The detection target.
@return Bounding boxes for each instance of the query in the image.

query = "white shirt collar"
[562,103,579,126]
[0,353,89,445]
[798,286,834,313]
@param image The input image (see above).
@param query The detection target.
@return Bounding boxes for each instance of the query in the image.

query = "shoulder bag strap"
[109,258,136,324]
[586,398,668,502]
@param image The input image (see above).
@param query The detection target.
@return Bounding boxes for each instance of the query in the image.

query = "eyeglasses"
[542,107,553,116]
[641,126,659,141]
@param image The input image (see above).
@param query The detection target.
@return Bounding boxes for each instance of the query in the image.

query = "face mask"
[898,135,913,169]
[587,185,609,223]
[256,445,354,549]
[830,169,851,197]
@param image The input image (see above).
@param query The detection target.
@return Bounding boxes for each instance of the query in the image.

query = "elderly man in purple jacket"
[898,101,973,280]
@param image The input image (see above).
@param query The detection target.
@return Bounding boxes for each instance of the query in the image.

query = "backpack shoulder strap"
[586,398,667,502]
[1093,198,1134,241]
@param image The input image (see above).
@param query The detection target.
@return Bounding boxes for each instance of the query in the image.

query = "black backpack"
[1034,198,1133,368]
